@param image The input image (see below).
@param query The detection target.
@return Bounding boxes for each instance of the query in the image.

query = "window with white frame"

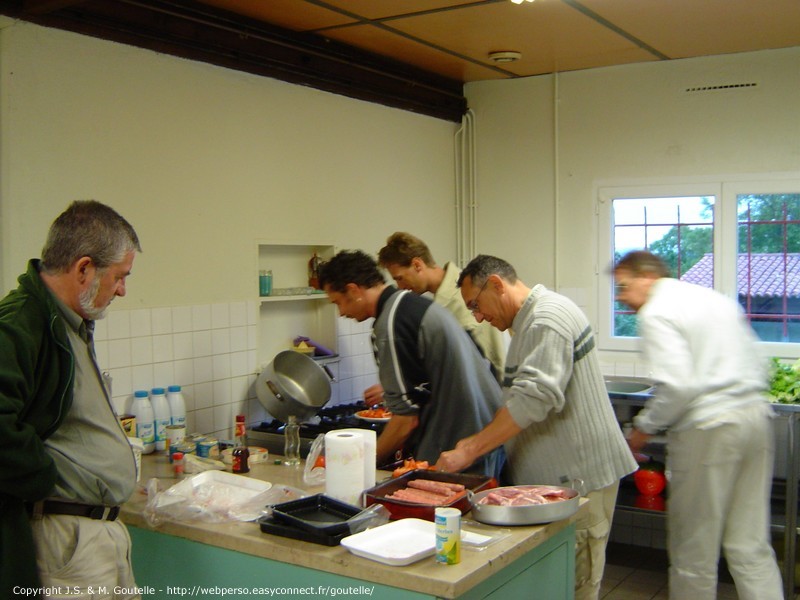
[597,176,800,357]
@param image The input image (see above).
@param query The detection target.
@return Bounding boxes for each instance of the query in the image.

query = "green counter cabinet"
[128,524,575,600]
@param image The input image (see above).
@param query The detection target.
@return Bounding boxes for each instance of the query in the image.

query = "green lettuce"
[768,357,800,403]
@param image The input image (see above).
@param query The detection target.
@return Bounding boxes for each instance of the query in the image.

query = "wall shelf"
[255,242,337,365]
[259,293,329,303]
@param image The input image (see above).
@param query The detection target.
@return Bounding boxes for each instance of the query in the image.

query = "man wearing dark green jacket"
[0,201,141,599]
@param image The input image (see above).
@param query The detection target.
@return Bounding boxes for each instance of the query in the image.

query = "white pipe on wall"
[454,109,477,267]
[553,73,560,291]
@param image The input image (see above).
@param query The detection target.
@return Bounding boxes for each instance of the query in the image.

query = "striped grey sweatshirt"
[503,285,637,493]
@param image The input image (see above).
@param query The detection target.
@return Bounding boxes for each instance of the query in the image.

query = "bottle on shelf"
[166,385,187,426]
[231,414,250,474]
[284,415,301,467]
[308,252,321,289]
[131,390,155,454]
[150,387,171,452]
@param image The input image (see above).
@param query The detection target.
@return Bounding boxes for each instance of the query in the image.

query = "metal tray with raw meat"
[469,484,580,526]
[362,470,496,521]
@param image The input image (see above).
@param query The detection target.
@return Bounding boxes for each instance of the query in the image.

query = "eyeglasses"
[614,280,631,296]
[467,279,490,313]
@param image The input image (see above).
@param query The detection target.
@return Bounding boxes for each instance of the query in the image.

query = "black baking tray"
[258,515,349,546]
[270,494,362,536]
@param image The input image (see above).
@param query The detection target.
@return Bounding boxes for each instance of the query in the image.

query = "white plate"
[354,410,392,423]
[341,518,435,566]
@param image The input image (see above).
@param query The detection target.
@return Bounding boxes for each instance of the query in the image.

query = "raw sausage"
[407,479,465,494]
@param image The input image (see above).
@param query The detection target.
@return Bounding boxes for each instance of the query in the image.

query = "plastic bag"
[346,503,391,535]
[143,471,277,526]
[184,454,225,474]
[303,433,326,485]
[459,519,512,551]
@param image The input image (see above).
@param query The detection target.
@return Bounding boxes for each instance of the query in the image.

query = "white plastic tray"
[341,518,435,566]
[189,469,272,497]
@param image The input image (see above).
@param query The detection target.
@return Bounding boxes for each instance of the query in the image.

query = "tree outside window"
[612,196,714,337]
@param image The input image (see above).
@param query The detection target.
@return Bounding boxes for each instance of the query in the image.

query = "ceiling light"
[510,0,535,4]
[488,51,522,63]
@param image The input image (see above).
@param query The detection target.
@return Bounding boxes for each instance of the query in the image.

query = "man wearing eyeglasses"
[436,254,636,600]
[614,250,782,600]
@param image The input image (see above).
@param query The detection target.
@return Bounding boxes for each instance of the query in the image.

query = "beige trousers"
[574,480,619,600]
[667,403,783,600]
[30,514,140,600]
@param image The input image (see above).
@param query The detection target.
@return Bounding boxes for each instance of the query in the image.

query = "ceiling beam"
[21,0,86,14]
[0,0,467,122]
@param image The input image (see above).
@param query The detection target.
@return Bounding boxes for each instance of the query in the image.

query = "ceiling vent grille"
[684,82,759,94]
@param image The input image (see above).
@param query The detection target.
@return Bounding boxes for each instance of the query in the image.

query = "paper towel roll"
[337,428,377,490]
[325,430,366,505]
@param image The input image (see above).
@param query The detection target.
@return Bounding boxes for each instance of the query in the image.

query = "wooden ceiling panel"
[580,0,800,58]
[383,1,659,76]
[195,0,356,31]
[312,0,491,22]
[322,23,509,82]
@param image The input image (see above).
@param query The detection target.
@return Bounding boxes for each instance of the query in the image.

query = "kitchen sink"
[605,379,654,395]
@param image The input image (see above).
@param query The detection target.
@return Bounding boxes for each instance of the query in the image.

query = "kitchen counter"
[122,454,585,599]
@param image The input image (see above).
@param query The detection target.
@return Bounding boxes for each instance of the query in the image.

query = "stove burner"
[248,402,385,459]
[252,401,385,438]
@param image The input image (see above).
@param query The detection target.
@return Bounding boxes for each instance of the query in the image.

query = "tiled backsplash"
[95,302,379,441]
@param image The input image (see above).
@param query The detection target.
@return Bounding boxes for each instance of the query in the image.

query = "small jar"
[172,452,185,478]
[232,445,250,474]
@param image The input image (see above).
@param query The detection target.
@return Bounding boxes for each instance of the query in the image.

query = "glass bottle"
[283,415,301,466]
[232,414,250,474]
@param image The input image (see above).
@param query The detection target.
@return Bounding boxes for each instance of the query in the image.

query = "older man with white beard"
[0,200,143,599]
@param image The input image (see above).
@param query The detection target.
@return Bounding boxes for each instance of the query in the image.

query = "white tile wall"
[96,302,381,441]
[597,353,651,380]
[332,315,379,406]
[96,301,260,441]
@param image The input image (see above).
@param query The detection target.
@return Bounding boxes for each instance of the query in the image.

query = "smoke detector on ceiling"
[488,51,522,63]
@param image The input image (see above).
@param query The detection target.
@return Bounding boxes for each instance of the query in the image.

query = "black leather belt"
[27,500,120,521]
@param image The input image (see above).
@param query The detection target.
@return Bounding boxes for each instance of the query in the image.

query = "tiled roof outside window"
[681,253,800,297]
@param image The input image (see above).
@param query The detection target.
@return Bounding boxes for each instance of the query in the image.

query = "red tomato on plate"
[633,467,667,496]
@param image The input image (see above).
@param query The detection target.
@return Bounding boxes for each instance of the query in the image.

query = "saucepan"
[469,484,581,526]
[256,350,333,422]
